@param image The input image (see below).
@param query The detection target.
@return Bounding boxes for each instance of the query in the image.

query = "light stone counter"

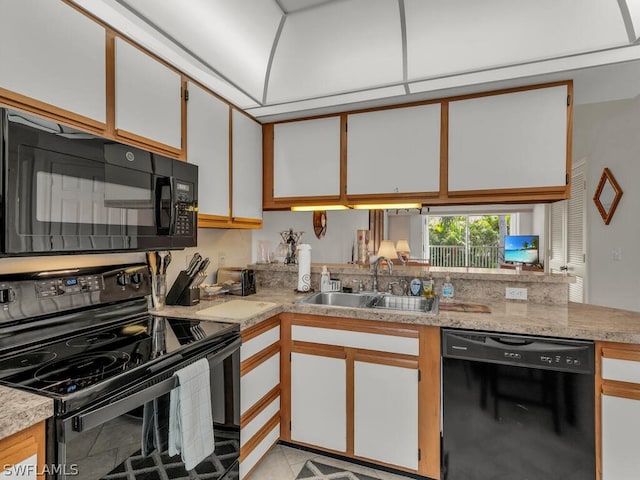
[0,386,53,440]
[154,288,640,344]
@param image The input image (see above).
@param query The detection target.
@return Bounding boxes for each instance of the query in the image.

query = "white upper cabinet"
[273,117,341,198]
[347,104,441,195]
[186,82,230,218]
[448,84,568,192]
[232,110,263,220]
[0,1,106,123]
[115,38,182,150]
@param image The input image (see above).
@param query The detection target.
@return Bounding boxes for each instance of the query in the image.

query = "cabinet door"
[602,394,640,479]
[354,360,419,470]
[187,82,230,218]
[0,422,44,480]
[347,104,440,196]
[448,84,568,193]
[115,38,182,151]
[232,110,263,222]
[273,117,341,198]
[0,1,106,125]
[291,352,346,452]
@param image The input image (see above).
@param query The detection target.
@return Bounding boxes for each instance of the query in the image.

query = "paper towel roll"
[297,244,312,291]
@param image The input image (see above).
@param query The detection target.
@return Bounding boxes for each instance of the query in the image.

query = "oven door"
[54,337,240,480]
[4,109,172,253]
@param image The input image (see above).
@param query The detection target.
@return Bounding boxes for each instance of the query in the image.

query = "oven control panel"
[35,275,103,298]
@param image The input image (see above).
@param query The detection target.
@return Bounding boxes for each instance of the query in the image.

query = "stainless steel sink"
[296,291,439,314]
[295,291,380,308]
[372,295,439,314]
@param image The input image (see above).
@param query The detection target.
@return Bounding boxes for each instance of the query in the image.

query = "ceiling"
[71,0,640,122]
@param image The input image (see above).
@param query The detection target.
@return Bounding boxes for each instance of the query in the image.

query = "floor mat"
[295,460,378,480]
[102,437,239,479]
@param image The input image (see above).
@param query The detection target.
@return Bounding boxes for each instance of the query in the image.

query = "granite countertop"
[155,288,640,344]
[0,386,53,441]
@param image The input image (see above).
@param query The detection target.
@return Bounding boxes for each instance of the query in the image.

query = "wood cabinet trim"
[285,313,419,338]
[419,326,441,479]
[601,381,640,400]
[353,350,418,369]
[114,128,183,159]
[242,316,280,342]
[240,384,280,427]
[240,342,280,377]
[0,89,106,135]
[439,101,449,199]
[292,341,347,359]
[0,421,46,480]
[239,412,280,462]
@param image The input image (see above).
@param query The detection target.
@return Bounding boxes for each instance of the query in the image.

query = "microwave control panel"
[174,180,195,236]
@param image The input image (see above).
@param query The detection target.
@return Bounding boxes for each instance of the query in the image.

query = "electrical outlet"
[218,253,226,267]
[505,287,528,300]
[612,247,622,261]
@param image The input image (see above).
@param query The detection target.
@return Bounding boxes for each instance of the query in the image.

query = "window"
[425,215,511,268]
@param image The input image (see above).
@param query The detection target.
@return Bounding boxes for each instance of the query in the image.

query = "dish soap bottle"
[442,275,454,301]
[320,266,331,292]
[421,275,434,298]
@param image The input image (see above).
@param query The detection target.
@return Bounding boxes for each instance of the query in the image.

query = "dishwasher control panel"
[442,329,594,374]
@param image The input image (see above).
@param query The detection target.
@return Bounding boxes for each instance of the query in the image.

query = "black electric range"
[0,264,241,479]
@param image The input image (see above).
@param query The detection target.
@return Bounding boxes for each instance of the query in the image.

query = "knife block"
[166,270,200,306]
[175,286,200,306]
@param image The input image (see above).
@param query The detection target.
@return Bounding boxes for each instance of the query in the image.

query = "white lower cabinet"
[239,319,281,480]
[354,361,418,470]
[598,342,640,480]
[290,352,347,452]
[602,394,640,480]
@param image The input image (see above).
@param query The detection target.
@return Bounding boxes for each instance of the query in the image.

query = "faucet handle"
[387,281,399,294]
[353,279,365,292]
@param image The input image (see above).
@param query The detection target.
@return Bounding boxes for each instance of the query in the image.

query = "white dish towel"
[168,358,215,471]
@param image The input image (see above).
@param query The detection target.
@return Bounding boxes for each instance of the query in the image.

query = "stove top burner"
[0,350,57,373]
[34,351,131,384]
[66,332,118,348]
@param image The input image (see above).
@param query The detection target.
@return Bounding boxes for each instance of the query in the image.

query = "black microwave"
[0,108,198,255]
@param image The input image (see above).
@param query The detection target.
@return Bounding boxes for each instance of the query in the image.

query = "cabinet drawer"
[292,325,418,356]
[241,326,280,362]
[239,422,280,480]
[240,353,280,415]
[241,396,280,447]
[602,357,640,384]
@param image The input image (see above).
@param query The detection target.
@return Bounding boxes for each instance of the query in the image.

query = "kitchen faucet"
[372,257,393,293]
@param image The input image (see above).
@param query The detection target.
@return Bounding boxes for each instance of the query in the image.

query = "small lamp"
[377,240,398,263]
[396,239,411,265]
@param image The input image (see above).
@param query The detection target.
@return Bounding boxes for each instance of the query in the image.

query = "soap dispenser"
[320,266,331,292]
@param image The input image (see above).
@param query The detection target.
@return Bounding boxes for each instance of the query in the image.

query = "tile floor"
[246,444,416,480]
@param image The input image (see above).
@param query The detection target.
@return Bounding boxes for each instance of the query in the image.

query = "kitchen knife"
[186,253,202,277]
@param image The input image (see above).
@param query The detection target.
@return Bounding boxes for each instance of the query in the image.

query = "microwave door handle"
[154,177,173,235]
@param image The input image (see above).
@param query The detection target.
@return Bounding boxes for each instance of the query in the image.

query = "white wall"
[0,227,252,290]
[573,96,640,311]
[254,210,370,264]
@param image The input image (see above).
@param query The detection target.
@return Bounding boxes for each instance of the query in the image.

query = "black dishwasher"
[441,328,595,480]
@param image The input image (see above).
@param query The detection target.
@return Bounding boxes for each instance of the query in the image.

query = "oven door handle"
[68,336,241,434]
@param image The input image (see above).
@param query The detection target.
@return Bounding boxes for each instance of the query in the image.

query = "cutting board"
[439,302,491,314]
[195,299,277,320]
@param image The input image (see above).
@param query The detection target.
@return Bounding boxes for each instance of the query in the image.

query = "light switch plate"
[505,287,528,300]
